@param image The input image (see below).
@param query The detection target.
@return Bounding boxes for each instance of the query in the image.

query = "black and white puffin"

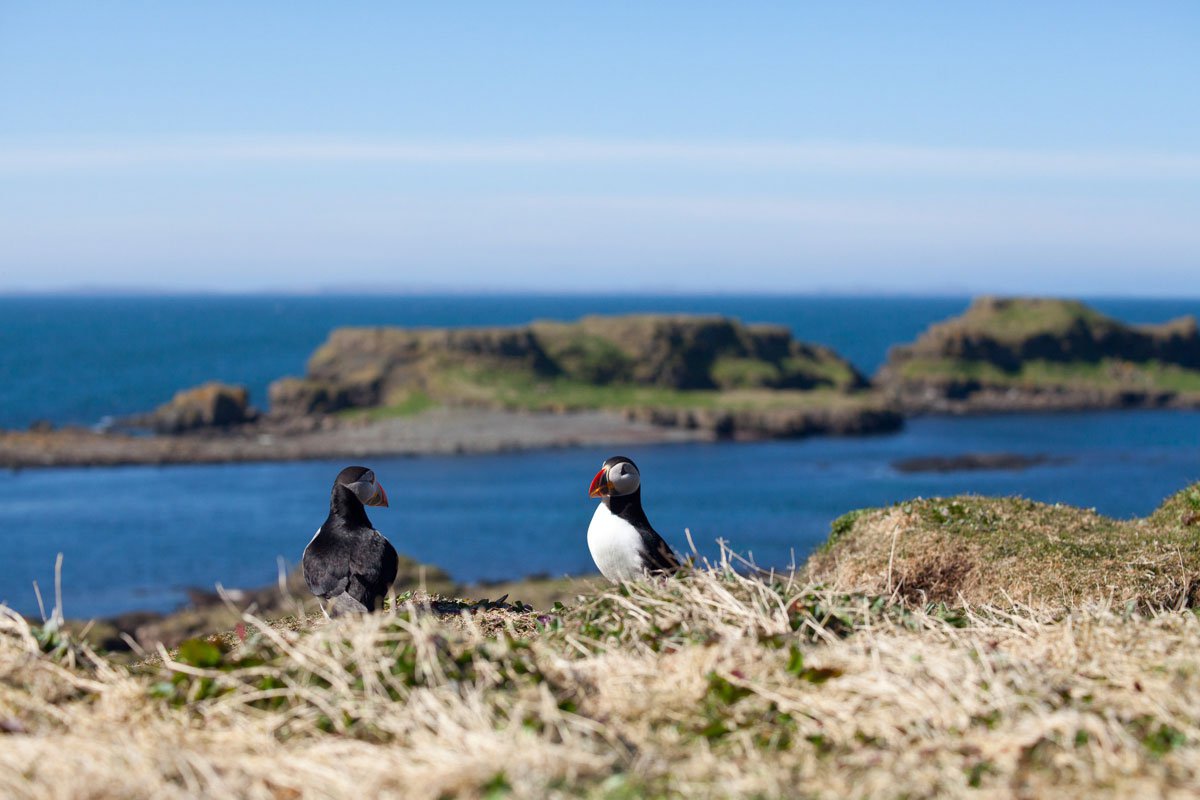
[586,455,680,582]
[303,466,398,615]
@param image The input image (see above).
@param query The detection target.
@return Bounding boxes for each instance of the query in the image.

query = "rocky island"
[269,314,899,437]
[876,296,1200,414]
[0,314,901,469]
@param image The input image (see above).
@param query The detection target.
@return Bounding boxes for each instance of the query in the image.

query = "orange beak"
[588,468,611,498]
[366,482,389,508]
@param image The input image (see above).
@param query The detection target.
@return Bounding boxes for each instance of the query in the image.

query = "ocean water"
[1,295,1199,618]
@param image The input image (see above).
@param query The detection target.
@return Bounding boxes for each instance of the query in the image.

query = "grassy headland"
[877,297,1200,413]
[6,482,1200,797]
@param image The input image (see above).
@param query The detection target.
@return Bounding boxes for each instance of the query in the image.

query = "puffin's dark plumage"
[586,455,680,581]
[303,466,398,614]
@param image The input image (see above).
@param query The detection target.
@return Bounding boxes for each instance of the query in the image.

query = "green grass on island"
[346,367,889,419]
[341,389,439,420]
[6,482,1200,797]
[946,297,1111,342]
[880,297,1200,403]
[896,357,1200,394]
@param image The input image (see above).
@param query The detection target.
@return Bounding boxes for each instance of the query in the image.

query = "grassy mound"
[877,297,1200,411]
[805,483,1200,609]
[5,563,1200,798]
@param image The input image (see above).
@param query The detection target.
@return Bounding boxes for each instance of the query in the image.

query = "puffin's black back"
[303,471,399,611]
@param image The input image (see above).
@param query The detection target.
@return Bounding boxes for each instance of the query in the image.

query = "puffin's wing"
[379,535,400,591]
[347,530,399,597]
[640,529,681,575]
[303,527,351,599]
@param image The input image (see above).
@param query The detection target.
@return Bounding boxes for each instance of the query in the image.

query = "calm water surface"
[2,410,1198,618]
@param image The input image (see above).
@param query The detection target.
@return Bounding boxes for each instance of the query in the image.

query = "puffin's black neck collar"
[330,483,373,529]
[603,489,652,531]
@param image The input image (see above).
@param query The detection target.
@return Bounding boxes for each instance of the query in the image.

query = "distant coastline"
[3,296,1200,469]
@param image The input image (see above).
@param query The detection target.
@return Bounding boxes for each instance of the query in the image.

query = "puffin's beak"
[588,468,611,498]
[366,482,389,507]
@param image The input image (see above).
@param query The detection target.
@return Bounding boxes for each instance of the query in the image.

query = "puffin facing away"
[303,466,398,615]
[586,456,680,582]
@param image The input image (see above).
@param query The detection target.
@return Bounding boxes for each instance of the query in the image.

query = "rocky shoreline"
[0,409,708,470]
[882,383,1200,416]
[0,403,907,470]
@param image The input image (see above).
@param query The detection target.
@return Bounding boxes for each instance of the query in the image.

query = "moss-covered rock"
[130,382,258,433]
[876,297,1200,413]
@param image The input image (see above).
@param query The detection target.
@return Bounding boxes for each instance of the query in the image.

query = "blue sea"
[2,294,1199,618]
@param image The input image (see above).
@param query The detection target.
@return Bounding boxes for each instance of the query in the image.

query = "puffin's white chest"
[587,503,646,582]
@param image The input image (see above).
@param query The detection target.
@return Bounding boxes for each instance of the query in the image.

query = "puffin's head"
[335,465,389,507]
[588,456,641,498]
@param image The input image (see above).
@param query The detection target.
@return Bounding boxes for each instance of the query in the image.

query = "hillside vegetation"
[5,483,1200,798]
[878,297,1200,413]
[807,482,1200,609]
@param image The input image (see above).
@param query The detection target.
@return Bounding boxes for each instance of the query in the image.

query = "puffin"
[303,466,398,615]
[586,455,680,582]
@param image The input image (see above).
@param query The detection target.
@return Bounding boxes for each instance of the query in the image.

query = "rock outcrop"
[131,382,258,433]
[876,297,1200,413]
[532,316,865,391]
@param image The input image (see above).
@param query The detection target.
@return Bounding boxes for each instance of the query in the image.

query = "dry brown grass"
[5,546,1200,799]
[806,483,1200,609]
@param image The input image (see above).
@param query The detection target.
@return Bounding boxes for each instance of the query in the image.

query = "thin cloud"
[1,138,1198,180]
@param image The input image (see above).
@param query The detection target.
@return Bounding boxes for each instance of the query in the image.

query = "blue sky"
[1,2,1197,294]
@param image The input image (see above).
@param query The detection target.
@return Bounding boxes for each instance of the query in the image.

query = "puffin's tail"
[325,592,369,617]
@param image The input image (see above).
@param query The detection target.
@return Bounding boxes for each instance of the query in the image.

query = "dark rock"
[134,382,257,433]
[268,375,382,417]
[95,610,165,650]
[893,452,1068,473]
[624,403,903,439]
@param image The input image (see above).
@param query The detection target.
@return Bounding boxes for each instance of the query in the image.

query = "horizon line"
[4,136,1199,181]
[4,286,1200,302]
